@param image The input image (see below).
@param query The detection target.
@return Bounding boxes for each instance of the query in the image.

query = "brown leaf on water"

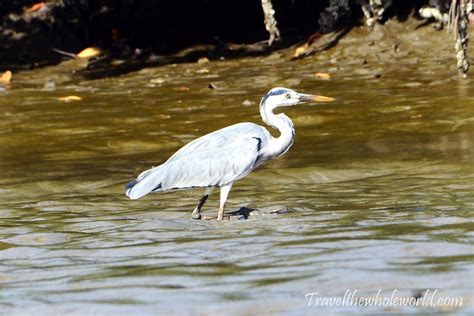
[25,2,45,13]
[58,96,82,102]
[314,72,331,80]
[1,70,12,83]
[197,57,210,64]
[77,47,102,58]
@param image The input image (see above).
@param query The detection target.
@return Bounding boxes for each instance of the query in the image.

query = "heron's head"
[260,87,334,109]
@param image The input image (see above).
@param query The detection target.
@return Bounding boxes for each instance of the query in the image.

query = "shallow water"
[0,43,473,315]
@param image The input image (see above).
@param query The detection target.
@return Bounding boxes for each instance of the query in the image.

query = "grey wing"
[125,123,269,199]
[165,122,268,164]
[160,135,262,190]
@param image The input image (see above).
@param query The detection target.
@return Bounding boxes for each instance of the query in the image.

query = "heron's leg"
[192,187,214,220]
[217,183,233,221]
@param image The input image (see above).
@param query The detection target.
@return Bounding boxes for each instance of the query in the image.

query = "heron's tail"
[125,165,165,200]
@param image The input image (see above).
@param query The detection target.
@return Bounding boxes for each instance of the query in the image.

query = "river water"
[0,36,473,314]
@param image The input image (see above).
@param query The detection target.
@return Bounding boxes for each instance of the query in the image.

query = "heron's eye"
[285,93,291,99]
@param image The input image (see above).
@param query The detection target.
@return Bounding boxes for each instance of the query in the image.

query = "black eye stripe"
[260,89,291,106]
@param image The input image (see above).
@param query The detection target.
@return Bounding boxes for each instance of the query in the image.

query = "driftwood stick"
[261,0,281,46]
[449,0,470,76]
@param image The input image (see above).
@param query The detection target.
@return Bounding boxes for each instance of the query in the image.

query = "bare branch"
[448,0,470,76]
[261,0,281,46]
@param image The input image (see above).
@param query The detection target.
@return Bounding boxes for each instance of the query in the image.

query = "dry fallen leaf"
[314,72,331,80]
[294,45,308,58]
[58,96,82,102]
[1,70,12,83]
[25,2,45,13]
[77,47,102,59]
[293,32,323,58]
[197,57,210,64]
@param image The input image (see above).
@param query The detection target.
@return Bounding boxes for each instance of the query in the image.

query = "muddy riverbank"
[1,0,471,74]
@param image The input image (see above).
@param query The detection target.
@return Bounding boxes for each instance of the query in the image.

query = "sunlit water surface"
[0,48,473,315]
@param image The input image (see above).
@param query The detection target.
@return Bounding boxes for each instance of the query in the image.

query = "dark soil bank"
[1,0,463,68]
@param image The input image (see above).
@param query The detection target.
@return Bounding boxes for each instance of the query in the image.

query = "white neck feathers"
[259,98,295,159]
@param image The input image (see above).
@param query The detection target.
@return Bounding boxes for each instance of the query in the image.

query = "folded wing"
[125,123,269,199]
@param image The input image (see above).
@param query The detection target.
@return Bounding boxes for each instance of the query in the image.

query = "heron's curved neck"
[260,100,295,158]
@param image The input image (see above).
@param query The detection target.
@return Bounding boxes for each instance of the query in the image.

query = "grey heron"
[125,87,334,220]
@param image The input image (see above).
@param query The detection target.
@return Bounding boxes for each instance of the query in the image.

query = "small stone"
[197,57,210,64]
[44,80,56,90]
[150,78,165,84]
[242,100,254,106]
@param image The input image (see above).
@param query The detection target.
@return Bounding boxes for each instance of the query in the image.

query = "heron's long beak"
[298,93,335,103]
